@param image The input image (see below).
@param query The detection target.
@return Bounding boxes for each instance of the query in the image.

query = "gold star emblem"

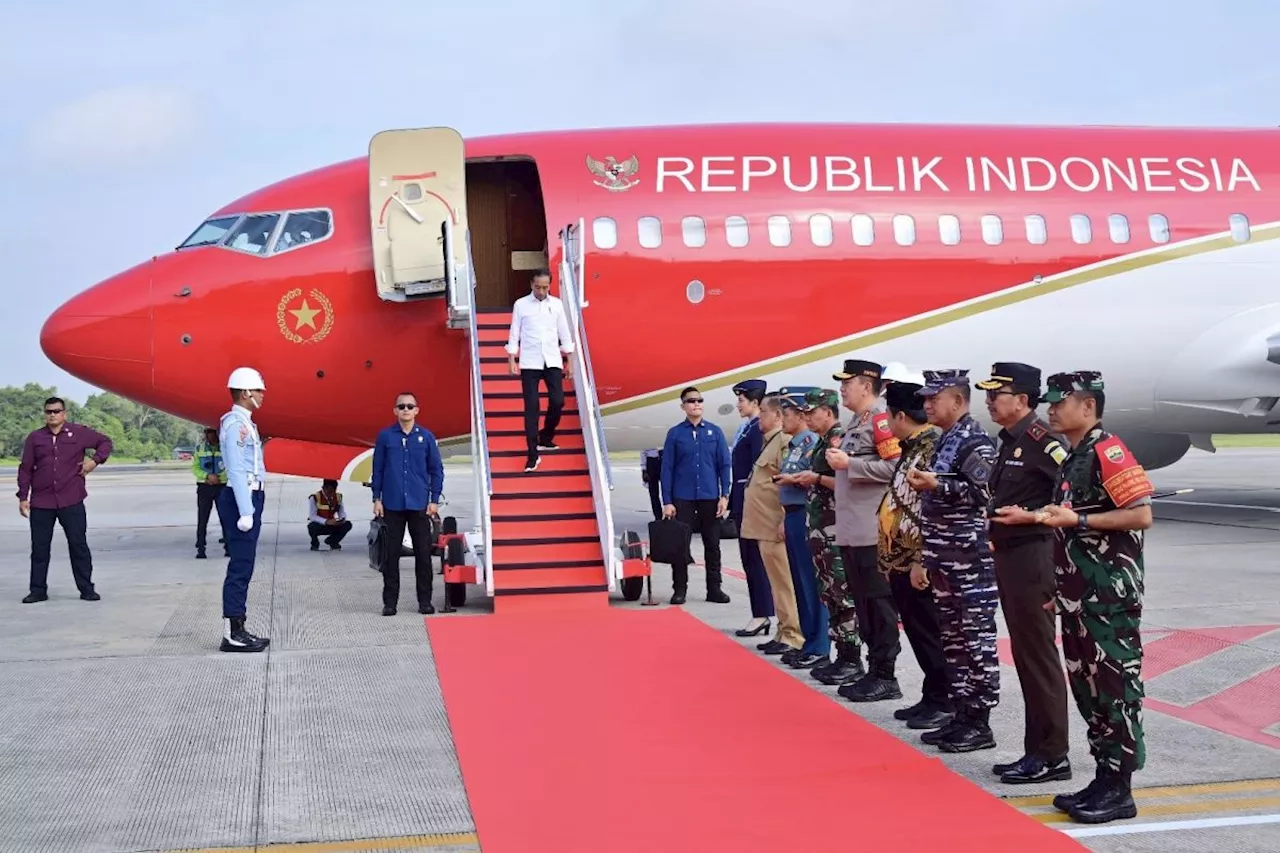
[289,299,321,330]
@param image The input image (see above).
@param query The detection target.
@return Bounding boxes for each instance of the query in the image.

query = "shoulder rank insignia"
[1095,435,1154,507]
[871,412,901,460]
[1045,440,1067,466]
[1027,421,1047,441]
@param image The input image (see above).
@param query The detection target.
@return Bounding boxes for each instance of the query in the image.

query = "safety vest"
[314,490,342,519]
[194,442,226,482]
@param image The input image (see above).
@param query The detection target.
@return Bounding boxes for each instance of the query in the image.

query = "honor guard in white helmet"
[217,366,269,653]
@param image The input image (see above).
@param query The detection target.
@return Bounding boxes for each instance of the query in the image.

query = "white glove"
[237,515,253,532]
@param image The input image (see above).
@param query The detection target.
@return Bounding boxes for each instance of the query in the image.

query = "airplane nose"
[41,260,154,391]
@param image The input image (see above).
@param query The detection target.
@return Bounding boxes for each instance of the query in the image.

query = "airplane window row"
[177,209,334,256]
[590,212,1254,250]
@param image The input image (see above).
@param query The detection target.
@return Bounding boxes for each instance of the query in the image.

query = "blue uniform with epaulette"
[777,390,830,665]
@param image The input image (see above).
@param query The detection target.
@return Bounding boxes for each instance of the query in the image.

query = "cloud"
[23,86,201,169]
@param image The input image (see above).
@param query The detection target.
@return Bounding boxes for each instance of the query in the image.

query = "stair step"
[492,567,608,590]
[476,307,512,316]
[487,435,585,454]
[481,389,578,399]
[476,321,511,329]
[492,466,590,479]
[488,494,596,515]
[492,473,592,495]
[490,453,587,474]
[493,584,610,597]
[484,411,581,427]
[479,356,509,364]
[493,535,599,546]
[492,539,604,564]
[485,397,580,415]
[491,517,599,541]
[490,447,585,458]
[476,329,511,344]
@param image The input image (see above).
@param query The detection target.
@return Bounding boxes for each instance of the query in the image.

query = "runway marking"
[1156,499,1280,513]
[1004,776,1280,807]
[162,831,479,852]
[1034,794,1280,824]
[1062,812,1280,837]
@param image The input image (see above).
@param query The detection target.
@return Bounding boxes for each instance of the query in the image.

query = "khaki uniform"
[741,427,801,648]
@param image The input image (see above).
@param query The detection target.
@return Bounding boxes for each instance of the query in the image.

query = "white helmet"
[882,361,925,386]
[227,367,266,390]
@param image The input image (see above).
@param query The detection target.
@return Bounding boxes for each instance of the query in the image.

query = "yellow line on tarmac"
[1031,794,1280,825]
[1004,777,1280,808]
[162,831,480,853]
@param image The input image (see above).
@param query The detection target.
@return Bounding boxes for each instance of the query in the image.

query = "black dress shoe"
[993,755,1030,776]
[382,606,396,616]
[780,648,802,665]
[895,702,926,721]
[758,640,791,655]
[789,653,827,669]
[22,592,48,604]
[80,591,101,601]
[1001,755,1072,785]
[706,589,731,604]
[906,709,953,730]
[670,590,687,605]
[419,602,436,615]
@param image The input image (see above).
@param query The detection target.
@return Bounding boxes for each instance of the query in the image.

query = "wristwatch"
[1076,513,1090,531]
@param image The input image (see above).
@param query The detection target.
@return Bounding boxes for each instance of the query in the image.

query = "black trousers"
[381,509,434,608]
[29,501,94,595]
[196,482,225,551]
[521,366,564,457]
[889,569,950,710]
[308,520,353,546]
[842,545,901,677]
[671,498,723,592]
[643,453,663,521]
[994,535,1070,760]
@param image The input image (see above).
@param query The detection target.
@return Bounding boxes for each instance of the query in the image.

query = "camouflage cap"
[1043,370,1105,403]
[918,368,970,397]
[801,388,840,412]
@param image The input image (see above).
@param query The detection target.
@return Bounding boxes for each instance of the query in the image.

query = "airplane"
[37,122,1280,605]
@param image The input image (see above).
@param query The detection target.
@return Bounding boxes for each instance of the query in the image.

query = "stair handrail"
[564,219,613,491]
[461,227,494,595]
[559,222,618,590]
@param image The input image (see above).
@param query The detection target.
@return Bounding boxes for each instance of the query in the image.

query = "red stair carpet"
[475,310,609,613]
[428,607,1085,852]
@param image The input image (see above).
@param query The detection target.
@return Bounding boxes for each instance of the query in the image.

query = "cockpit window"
[272,210,333,254]
[178,215,241,249]
[224,213,281,255]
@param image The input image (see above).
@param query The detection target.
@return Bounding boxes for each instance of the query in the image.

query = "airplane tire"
[621,577,644,601]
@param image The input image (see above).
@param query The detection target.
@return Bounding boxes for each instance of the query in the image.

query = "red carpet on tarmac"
[427,607,1084,852]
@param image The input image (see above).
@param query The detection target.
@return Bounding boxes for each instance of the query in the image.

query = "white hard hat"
[227,367,266,390]
[882,362,925,386]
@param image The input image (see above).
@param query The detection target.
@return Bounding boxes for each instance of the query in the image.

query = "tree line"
[0,383,201,462]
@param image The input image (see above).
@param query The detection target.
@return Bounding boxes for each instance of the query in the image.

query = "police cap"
[918,369,970,397]
[1043,371,1105,403]
[976,362,1043,401]
[832,359,882,382]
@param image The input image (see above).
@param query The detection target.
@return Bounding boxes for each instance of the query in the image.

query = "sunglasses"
[396,403,417,410]
[682,397,704,405]
[44,408,63,415]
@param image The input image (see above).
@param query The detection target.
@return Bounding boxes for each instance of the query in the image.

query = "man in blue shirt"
[371,392,444,616]
[659,386,732,606]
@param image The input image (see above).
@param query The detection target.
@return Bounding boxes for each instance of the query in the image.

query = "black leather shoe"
[706,588,731,604]
[839,675,903,702]
[921,720,964,745]
[22,592,48,604]
[419,602,436,615]
[1001,755,1072,785]
[993,755,1030,776]
[760,641,792,655]
[813,658,865,686]
[780,648,802,665]
[895,702,926,721]
[1068,773,1137,824]
[737,620,770,637]
[670,590,687,605]
[382,606,396,616]
[789,653,827,669]
[906,709,953,730]
[80,591,101,601]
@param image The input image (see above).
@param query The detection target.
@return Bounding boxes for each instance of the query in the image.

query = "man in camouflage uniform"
[906,369,1000,753]
[998,371,1153,825]
[792,388,864,686]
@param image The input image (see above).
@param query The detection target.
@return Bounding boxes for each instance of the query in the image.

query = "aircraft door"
[368,128,467,302]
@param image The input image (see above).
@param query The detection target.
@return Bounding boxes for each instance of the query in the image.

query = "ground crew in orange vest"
[307,479,352,550]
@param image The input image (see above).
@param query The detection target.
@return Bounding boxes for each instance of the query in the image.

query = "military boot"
[938,707,996,753]
[220,618,268,653]
[921,711,966,746]
[839,668,903,703]
[813,646,866,686]
[1068,770,1138,824]
[1053,765,1106,813]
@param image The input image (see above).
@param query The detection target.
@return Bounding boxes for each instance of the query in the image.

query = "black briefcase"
[647,518,693,565]
[367,517,390,571]
[718,516,739,540]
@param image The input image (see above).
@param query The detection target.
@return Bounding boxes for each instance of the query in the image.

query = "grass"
[1210,434,1280,447]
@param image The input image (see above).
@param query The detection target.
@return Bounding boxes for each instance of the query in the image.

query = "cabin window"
[938,215,961,246]
[768,215,792,247]
[852,214,874,246]
[592,217,617,250]
[981,215,1003,245]
[1024,214,1047,245]
[1229,213,1250,242]
[638,216,662,249]
[1108,214,1130,244]
[681,216,706,248]
[1149,214,1170,244]
[893,214,916,246]
[273,210,332,254]
[225,213,282,255]
[1070,214,1092,244]
[725,215,749,247]
[809,214,833,247]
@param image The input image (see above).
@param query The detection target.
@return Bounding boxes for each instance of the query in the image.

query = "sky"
[2,0,1278,404]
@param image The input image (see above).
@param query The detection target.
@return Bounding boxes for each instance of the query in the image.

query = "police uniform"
[916,369,1000,752]
[829,359,904,703]
[217,367,269,654]
[730,379,775,627]
[776,392,830,669]
[977,363,1073,784]
[802,388,864,686]
[1043,371,1152,824]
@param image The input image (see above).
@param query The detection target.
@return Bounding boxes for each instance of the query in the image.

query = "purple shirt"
[16,423,113,509]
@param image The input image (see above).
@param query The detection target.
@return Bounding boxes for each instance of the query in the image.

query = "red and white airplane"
[40,122,1280,483]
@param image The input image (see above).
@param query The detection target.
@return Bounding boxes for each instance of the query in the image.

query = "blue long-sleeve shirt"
[370,422,444,512]
[659,418,731,505]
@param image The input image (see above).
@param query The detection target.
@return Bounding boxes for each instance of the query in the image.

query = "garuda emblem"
[586,154,640,191]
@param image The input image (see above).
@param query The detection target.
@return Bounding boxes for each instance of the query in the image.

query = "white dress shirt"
[506,293,575,370]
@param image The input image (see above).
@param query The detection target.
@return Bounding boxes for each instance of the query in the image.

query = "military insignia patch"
[871,412,901,460]
[1014,447,1023,458]
[1027,422,1047,441]
[1046,441,1068,465]
[586,154,640,191]
[1096,436,1155,507]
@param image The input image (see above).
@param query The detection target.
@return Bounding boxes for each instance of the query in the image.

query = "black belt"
[784,504,805,514]
[991,531,1053,547]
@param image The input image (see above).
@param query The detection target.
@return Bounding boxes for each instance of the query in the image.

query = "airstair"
[369,128,623,613]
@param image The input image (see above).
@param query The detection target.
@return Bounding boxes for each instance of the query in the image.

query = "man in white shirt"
[506,269,575,472]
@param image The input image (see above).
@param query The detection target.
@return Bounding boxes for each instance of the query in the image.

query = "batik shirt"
[877,424,941,575]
